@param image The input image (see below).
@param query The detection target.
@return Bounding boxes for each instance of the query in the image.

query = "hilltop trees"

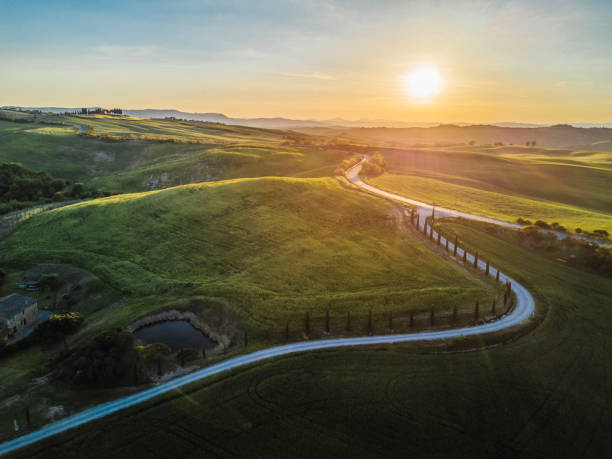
[361,153,387,177]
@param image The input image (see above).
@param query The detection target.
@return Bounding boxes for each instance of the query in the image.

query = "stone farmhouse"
[0,294,39,339]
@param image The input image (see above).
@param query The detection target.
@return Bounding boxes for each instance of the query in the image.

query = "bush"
[534,220,551,229]
[54,328,138,388]
[71,182,84,197]
[33,312,84,343]
[177,347,200,365]
[39,273,62,291]
[361,153,387,178]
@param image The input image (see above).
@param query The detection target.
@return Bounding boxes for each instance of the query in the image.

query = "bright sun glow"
[403,66,443,99]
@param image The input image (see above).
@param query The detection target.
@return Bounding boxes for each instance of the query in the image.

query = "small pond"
[133,320,217,352]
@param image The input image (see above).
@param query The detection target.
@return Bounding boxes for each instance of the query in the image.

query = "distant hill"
[297,124,612,149]
[5,106,611,131]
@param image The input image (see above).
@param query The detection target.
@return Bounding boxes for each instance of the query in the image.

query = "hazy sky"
[1,0,611,123]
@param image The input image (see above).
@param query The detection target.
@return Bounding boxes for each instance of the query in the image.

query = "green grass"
[0,177,501,442]
[0,113,339,194]
[369,172,612,233]
[2,177,499,340]
[11,217,612,458]
[367,145,612,233]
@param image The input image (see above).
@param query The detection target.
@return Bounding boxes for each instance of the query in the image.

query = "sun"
[403,66,443,99]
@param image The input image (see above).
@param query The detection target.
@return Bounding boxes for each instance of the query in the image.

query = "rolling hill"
[0,111,340,194]
[2,177,500,339]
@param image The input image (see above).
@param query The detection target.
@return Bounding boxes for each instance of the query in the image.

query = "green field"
[367,145,612,234]
[10,219,612,458]
[0,112,337,194]
[2,177,499,338]
[0,176,503,435]
[2,112,611,457]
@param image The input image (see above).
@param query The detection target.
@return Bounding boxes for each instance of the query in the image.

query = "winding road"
[0,164,536,456]
[347,159,611,247]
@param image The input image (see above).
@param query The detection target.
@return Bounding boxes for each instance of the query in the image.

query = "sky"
[1,0,611,123]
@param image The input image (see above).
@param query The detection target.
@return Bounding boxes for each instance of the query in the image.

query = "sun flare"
[403,66,443,99]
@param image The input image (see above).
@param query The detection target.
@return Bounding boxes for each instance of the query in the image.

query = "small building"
[0,294,39,338]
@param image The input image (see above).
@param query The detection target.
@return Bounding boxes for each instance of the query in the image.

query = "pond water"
[133,320,217,352]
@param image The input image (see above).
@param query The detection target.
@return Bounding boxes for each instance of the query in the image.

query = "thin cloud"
[279,71,335,80]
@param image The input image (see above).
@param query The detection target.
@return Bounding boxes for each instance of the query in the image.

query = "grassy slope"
[12,219,612,458]
[367,145,612,233]
[2,177,498,338]
[0,114,339,193]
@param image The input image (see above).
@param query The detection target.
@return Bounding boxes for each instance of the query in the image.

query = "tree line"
[0,162,103,214]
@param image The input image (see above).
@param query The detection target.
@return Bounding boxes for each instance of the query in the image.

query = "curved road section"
[0,166,536,456]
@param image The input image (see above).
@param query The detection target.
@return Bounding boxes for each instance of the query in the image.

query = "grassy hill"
[12,215,612,459]
[0,111,338,194]
[365,145,612,234]
[2,177,499,340]
[0,177,503,434]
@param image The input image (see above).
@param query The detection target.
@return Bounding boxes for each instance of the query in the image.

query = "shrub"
[39,273,62,291]
[71,182,84,197]
[361,153,387,178]
[54,329,138,388]
[177,347,200,365]
[33,312,84,343]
